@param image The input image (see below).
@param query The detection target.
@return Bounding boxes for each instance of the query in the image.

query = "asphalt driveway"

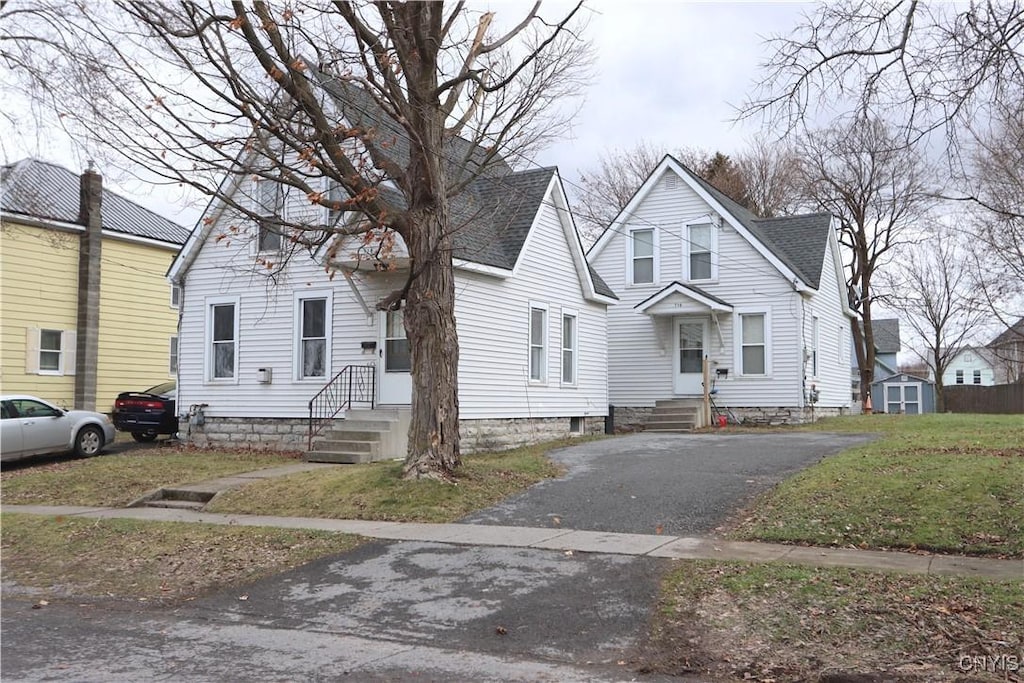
[463,431,876,536]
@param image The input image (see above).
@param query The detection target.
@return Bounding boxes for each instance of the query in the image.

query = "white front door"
[674,318,707,395]
[379,308,412,405]
[885,382,921,414]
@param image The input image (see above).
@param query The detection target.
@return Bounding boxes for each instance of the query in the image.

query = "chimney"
[75,163,102,410]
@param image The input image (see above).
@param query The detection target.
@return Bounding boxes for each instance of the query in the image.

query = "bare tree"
[573,139,799,244]
[795,117,935,406]
[1,1,591,480]
[879,229,987,410]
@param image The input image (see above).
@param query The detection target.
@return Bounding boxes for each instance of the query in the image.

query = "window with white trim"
[325,178,346,227]
[630,228,655,285]
[739,313,767,376]
[25,327,76,376]
[955,369,964,384]
[812,316,820,377]
[207,299,239,380]
[686,222,715,281]
[39,329,63,373]
[561,311,577,385]
[169,335,178,374]
[170,284,181,309]
[529,305,547,382]
[256,178,283,252]
[296,295,330,379]
[973,369,982,384]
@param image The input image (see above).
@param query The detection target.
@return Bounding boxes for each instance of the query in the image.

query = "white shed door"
[379,309,412,405]
[885,382,921,414]
[674,319,707,395]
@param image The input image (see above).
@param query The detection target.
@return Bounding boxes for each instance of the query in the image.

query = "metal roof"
[1,158,189,246]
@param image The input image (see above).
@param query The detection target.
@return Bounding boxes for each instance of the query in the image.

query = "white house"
[168,159,615,457]
[942,346,998,387]
[588,155,853,426]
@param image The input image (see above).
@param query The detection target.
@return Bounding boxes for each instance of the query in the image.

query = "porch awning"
[634,281,733,316]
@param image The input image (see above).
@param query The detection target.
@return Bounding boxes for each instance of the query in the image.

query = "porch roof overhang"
[634,281,733,316]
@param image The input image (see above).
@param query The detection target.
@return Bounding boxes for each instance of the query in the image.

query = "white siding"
[943,350,997,387]
[178,175,607,419]
[591,170,813,408]
[798,236,853,408]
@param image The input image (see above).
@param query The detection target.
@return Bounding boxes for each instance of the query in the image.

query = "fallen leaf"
[238,594,249,601]
[495,626,507,635]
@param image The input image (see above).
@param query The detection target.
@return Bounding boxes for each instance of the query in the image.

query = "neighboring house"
[1,159,189,412]
[987,317,1024,384]
[871,372,936,414]
[587,155,853,426]
[851,318,901,405]
[168,88,615,455]
[942,346,998,387]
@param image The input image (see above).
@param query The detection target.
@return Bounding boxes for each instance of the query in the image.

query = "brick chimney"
[75,162,102,410]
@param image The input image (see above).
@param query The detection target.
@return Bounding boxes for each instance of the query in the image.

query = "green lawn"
[0,450,296,507]
[729,414,1024,556]
[0,513,360,600]
[641,560,1024,681]
[207,440,566,522]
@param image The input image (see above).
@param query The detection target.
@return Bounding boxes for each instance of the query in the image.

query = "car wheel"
[74,426,104,457]
[131,432,158,443]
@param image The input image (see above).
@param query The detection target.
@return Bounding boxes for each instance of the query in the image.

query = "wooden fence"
[943,384,1024,414]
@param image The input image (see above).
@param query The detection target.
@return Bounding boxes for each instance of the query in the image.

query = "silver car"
[0,395,117,462]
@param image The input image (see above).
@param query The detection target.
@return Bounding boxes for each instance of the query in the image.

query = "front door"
[885,382,921,414]
[379,308,412,405]
[674,318,707,395]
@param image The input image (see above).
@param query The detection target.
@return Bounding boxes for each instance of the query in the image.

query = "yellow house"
[1,159,190,413]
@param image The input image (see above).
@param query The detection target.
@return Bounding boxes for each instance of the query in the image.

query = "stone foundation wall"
[460,416,605,454]
[609,406,653,431]
[184,414,607,454]
[184,417,309,452]
[613,405,851,429]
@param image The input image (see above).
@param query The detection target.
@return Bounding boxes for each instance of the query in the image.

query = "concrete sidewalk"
[5,503,1021,581]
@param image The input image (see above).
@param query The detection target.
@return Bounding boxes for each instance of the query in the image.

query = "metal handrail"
[307,364,376,449]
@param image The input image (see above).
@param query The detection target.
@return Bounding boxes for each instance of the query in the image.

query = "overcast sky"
[3,1,812,228]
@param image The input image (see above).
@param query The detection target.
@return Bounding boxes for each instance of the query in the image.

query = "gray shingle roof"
[671,158,832,289]
[988,317,1024,347]
[1,158,189,245]
[860,318,901,354]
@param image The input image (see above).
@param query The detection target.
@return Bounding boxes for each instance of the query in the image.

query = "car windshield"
[145,382,176,397]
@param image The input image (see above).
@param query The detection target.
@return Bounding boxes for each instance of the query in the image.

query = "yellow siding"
[96,238,179,410]
[0,220,80,406]
[1,218,180,411]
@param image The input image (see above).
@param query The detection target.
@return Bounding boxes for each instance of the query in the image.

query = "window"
[812,316,820,377]
[169,336,179,374]
[973,369,982,384]
[687,223,714,281]
[630,229,655,285]
[299,298,328,378]
[955,369,964,384]
[170,284,181,309]
[529,305,547,382]
[326,179,346,227]
[740,313,766,375]
[384,308,411,372]
[561,311,577,385]
[39,329,63,373]
[208,299,238,380]
[256,178,283,252]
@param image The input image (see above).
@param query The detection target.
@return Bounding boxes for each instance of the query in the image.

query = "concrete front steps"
[645,398,703,433]
[303,407,411,464]
[130,486,215,512]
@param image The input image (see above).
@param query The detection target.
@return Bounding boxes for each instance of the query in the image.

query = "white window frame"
[323,176,347,227]
[735,309,771,377]
[293,290,333,381]
[528,302,548,384]
[628,227,658,286]
[170,284,181,309]
[255,178,284,254]
[205,295,240,383]
[955,369,964,384]
[560,308,578,387]
[25,327,76,376]
[972,369,982,384]
[683,218,718,282]
[169,335,178,375]
[812,315,820,378]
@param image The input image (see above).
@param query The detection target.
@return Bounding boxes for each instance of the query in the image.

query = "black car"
[112,381,179,442]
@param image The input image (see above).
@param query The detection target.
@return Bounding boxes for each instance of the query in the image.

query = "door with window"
[885,382,921,414]
[379,308,412,404]
[673,318,707,395]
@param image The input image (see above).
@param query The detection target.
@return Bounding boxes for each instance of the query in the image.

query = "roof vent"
[665,174,678,189]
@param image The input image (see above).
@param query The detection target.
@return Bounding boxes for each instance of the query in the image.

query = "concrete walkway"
[5,503,1021,581]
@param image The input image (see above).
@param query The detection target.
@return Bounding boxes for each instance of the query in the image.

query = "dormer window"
[630,228,656,285]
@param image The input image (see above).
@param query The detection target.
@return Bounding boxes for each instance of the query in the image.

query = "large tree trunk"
[402,206,461,480]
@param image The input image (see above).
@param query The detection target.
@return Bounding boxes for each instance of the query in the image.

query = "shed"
[871,372,936,414]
